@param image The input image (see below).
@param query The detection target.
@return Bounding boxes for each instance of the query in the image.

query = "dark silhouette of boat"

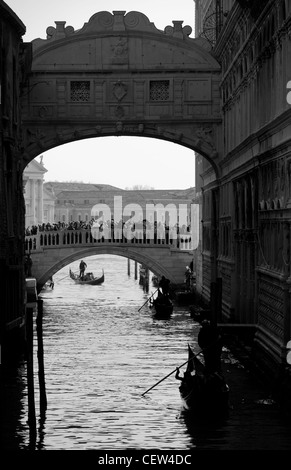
[69,268,104,285]
[177,344,229,416]
[150,293,173,317]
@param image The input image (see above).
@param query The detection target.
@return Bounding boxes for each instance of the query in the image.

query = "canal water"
[1,254,291,452]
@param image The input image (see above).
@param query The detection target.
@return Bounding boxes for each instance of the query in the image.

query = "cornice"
[219,109,291,179]
[0,1,26,36]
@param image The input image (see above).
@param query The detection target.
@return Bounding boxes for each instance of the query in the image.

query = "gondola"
[177,344,229,416]
[69,268,104,285]
[150,293,173,317]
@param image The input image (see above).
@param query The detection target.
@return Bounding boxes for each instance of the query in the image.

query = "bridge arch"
[20,10,222,177]
[33,244,192,292]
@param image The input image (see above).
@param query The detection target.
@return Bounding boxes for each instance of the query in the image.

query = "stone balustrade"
[25,227,193,252]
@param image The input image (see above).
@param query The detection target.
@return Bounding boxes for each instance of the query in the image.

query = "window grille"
[149,80,170,101]
[70,81,90,102]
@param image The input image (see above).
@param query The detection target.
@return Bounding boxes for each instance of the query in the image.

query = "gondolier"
[158,276,170,296]
[198,320,223,374]
[79,260,87,279]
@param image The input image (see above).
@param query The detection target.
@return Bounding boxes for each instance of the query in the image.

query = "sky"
[6,0,196,189]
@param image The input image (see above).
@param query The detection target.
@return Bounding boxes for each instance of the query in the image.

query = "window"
[149,80,170,101]
[84,199,90,204]
[70,81,90,102]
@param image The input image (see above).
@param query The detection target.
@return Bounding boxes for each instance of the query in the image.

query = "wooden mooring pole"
[135,261,138,280]
[26,307,36,440]
[37,299,47,415]
[127,258,130,276]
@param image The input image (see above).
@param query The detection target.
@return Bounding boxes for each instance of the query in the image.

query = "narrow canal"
[1,254,291,451]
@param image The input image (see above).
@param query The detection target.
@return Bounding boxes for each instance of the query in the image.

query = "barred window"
[70,81,90,102]
[149,80,170,101]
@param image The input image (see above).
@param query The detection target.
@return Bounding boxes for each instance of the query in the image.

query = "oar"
[57,270,78,283]
[141,349,203,396]
[138,288,159,312]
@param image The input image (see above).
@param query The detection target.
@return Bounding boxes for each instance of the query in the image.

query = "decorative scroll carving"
[46,22,74,40]
[34,11,194,51]
[164,21,192,39]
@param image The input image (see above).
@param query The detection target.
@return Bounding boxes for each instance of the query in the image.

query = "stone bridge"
[25,228,193,291]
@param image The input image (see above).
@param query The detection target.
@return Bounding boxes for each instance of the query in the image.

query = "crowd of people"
[25,217,192,240]
[25,219,96,235]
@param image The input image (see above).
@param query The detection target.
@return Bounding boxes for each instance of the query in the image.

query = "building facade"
[0,1,32,358]
[194,0,291,373]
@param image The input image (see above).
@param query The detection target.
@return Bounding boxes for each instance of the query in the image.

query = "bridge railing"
[25,228,193,252]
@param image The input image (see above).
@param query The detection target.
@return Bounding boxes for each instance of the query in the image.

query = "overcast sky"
[6,0,196,189]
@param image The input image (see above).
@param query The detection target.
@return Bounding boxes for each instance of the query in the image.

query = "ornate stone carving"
[164,21,192,39]
[194,127,218,158]
[46,22,74,40]
[38,106,48,118]
[115,105,125,119]
[113,81,128,101]
[27,128,46,149]
[111,37,128,64]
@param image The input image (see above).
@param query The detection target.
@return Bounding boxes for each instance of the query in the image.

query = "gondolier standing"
[79,260,87,279]
[198,320,223,374]
[158,276,170,296]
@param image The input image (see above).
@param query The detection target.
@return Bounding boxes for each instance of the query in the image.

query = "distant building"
[23,157,55,226]
[43,181,196,228]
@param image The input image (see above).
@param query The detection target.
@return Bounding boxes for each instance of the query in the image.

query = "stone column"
[38,178,43,224]
[31,179,36,225]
